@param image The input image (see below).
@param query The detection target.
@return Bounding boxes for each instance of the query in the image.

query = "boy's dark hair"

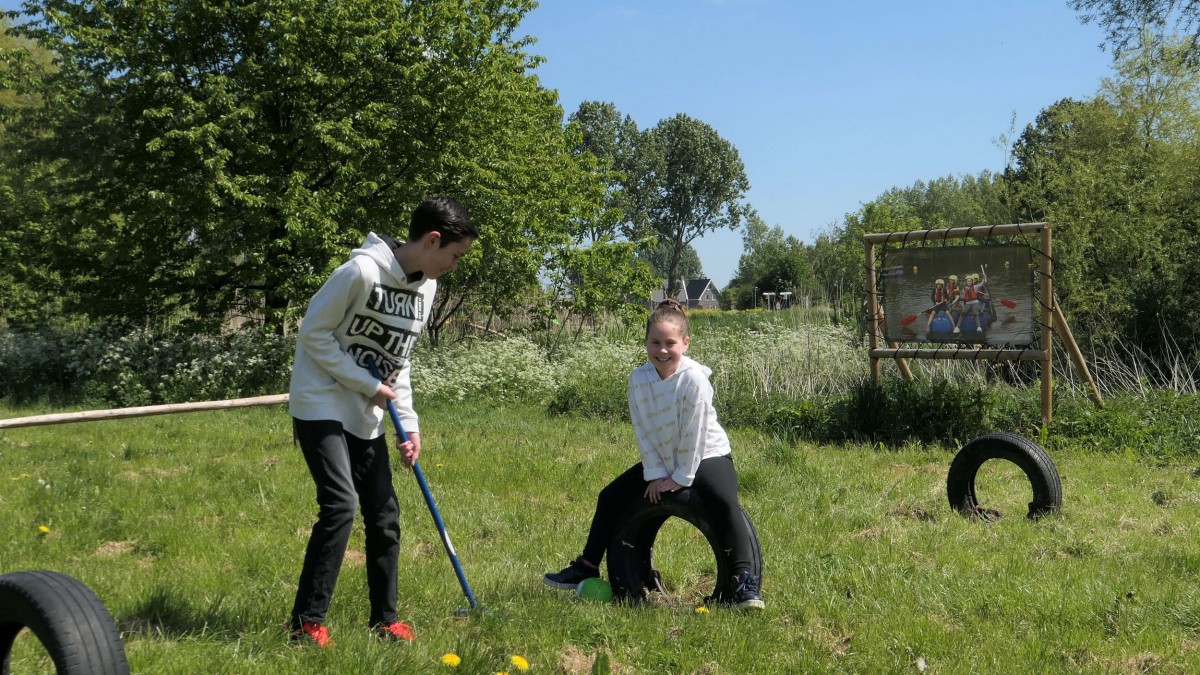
[408,196,478,246]
[646,298,689,339]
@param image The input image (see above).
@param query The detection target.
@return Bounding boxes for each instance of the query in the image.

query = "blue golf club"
[366,358,478,614]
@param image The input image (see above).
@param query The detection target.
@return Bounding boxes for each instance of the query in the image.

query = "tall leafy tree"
[1071,0,1200,62]
[3,0,628,335]
[636,239,704,283]
[565,100,640,242]
[726,209,814,309]
[628,113,748,298]
[1007,32,1200,352]
[0,14,59,326]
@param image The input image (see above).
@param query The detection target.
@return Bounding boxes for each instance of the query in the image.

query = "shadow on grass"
[118,585,263,641]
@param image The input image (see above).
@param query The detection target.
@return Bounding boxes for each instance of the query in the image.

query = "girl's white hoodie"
[289,233,435,440]
[628,355,732,487]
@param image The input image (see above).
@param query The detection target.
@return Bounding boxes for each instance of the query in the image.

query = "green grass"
[4,401,1200,673]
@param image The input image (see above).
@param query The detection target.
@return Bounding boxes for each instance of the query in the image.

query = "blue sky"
[519,1,1116,287]
[3,1,1116,288]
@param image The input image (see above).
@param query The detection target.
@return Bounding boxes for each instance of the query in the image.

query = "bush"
[0,323,293,407]
[832,378,1040,445]
[546,339,641,421]
[413,335,560,405]
[1048,390,1200,459]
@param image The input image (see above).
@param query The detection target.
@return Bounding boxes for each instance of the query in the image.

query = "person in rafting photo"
[926,278,952,332]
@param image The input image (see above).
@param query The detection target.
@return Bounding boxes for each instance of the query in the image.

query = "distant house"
[649,278,721,310]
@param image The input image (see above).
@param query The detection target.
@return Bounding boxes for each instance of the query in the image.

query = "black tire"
[606,489,763,604]
[947,432,1062,519]
[0,570,129,675]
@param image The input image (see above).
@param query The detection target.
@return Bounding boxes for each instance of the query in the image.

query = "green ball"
[576,577,614,603]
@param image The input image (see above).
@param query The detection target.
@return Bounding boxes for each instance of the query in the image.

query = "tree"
[726,209,813,309]
[628,113,748,298]
[1005,32,1200,353]
[1071,0,1200,63]
[0,14,60,326]
[636,239,704,282]
[2,0,633,336]
[565,101,641,243]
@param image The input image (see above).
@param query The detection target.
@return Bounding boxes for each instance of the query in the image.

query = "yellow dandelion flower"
[510,655,529,671]
[694,605,709,614]
[496,672,510,675]
[21,473,30,478]
[440,653,461,668]
[38,525,50,534]
[436,463,445,468]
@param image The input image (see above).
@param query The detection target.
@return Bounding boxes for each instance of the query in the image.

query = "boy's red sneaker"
[289,621,332,648]
[372,621,415,641]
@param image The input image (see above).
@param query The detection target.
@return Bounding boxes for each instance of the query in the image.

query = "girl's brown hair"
[645,298,689,338]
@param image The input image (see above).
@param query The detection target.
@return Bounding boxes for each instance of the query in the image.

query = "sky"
[518,1,1116,287]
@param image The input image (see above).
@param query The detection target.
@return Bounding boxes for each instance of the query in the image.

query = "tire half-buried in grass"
[0,570,129,675]
[947,432,1062,520]
[606,488,763,604]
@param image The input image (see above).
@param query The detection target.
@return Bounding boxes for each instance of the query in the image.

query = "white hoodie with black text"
[289,233,434,440]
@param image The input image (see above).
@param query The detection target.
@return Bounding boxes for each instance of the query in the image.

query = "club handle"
[365,359,410,443]
[364,356,477,610]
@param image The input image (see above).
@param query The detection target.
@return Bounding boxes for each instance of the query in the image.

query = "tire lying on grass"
[0,570,129,675]
[947,432,1062,520]
[606,488,763,603]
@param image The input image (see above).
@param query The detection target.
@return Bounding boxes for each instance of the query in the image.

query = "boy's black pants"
[580,454,755,576]
[290,418,400,628]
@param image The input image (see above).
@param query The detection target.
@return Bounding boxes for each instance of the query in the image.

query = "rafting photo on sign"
[882,245,1035,346]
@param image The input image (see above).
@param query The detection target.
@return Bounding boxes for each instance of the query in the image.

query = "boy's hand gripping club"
[366,358,478,613]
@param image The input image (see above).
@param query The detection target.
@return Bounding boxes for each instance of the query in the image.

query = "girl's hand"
[397,431,420,467]
[644,477,683,503]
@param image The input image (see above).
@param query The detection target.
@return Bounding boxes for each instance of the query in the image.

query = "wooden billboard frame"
[863,222,1102,425]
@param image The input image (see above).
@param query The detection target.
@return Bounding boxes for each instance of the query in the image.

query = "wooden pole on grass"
[865,239,914,383]
[1040,224,1054,425]
[0,394,290,430]
[1052,301,1104,408]
[866,241,882,385]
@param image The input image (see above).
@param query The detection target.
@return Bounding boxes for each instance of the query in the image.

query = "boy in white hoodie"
[543,299,764,610]
[287,196,476,646]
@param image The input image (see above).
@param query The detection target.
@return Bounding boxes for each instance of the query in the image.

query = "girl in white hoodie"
[543,299,764,610]
[287,197,476,646]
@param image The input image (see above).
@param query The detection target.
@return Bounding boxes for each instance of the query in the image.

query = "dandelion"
[694,605,709,614]
[38,525,50,534]
[510,655,529,671]
[440,653,461,668]
[436,463,445,468]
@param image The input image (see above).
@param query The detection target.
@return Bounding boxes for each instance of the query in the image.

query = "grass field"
[4,401,1200,673]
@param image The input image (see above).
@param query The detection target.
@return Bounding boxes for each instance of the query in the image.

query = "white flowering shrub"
[547,338,644,420]
[85,328,294,406]
[0,324,294,406]
[412,335,560,405]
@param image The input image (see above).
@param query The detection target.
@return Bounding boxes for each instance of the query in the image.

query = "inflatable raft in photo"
[925,304,994,340]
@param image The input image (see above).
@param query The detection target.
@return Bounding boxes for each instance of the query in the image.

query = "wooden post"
[887,335,915,381]
[1052,301,1104,408]
[0,394,289,430]
[865,241,881,384]
[1040,224,1054,425]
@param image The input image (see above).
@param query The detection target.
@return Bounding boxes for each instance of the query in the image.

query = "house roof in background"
[685,278,717,300]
